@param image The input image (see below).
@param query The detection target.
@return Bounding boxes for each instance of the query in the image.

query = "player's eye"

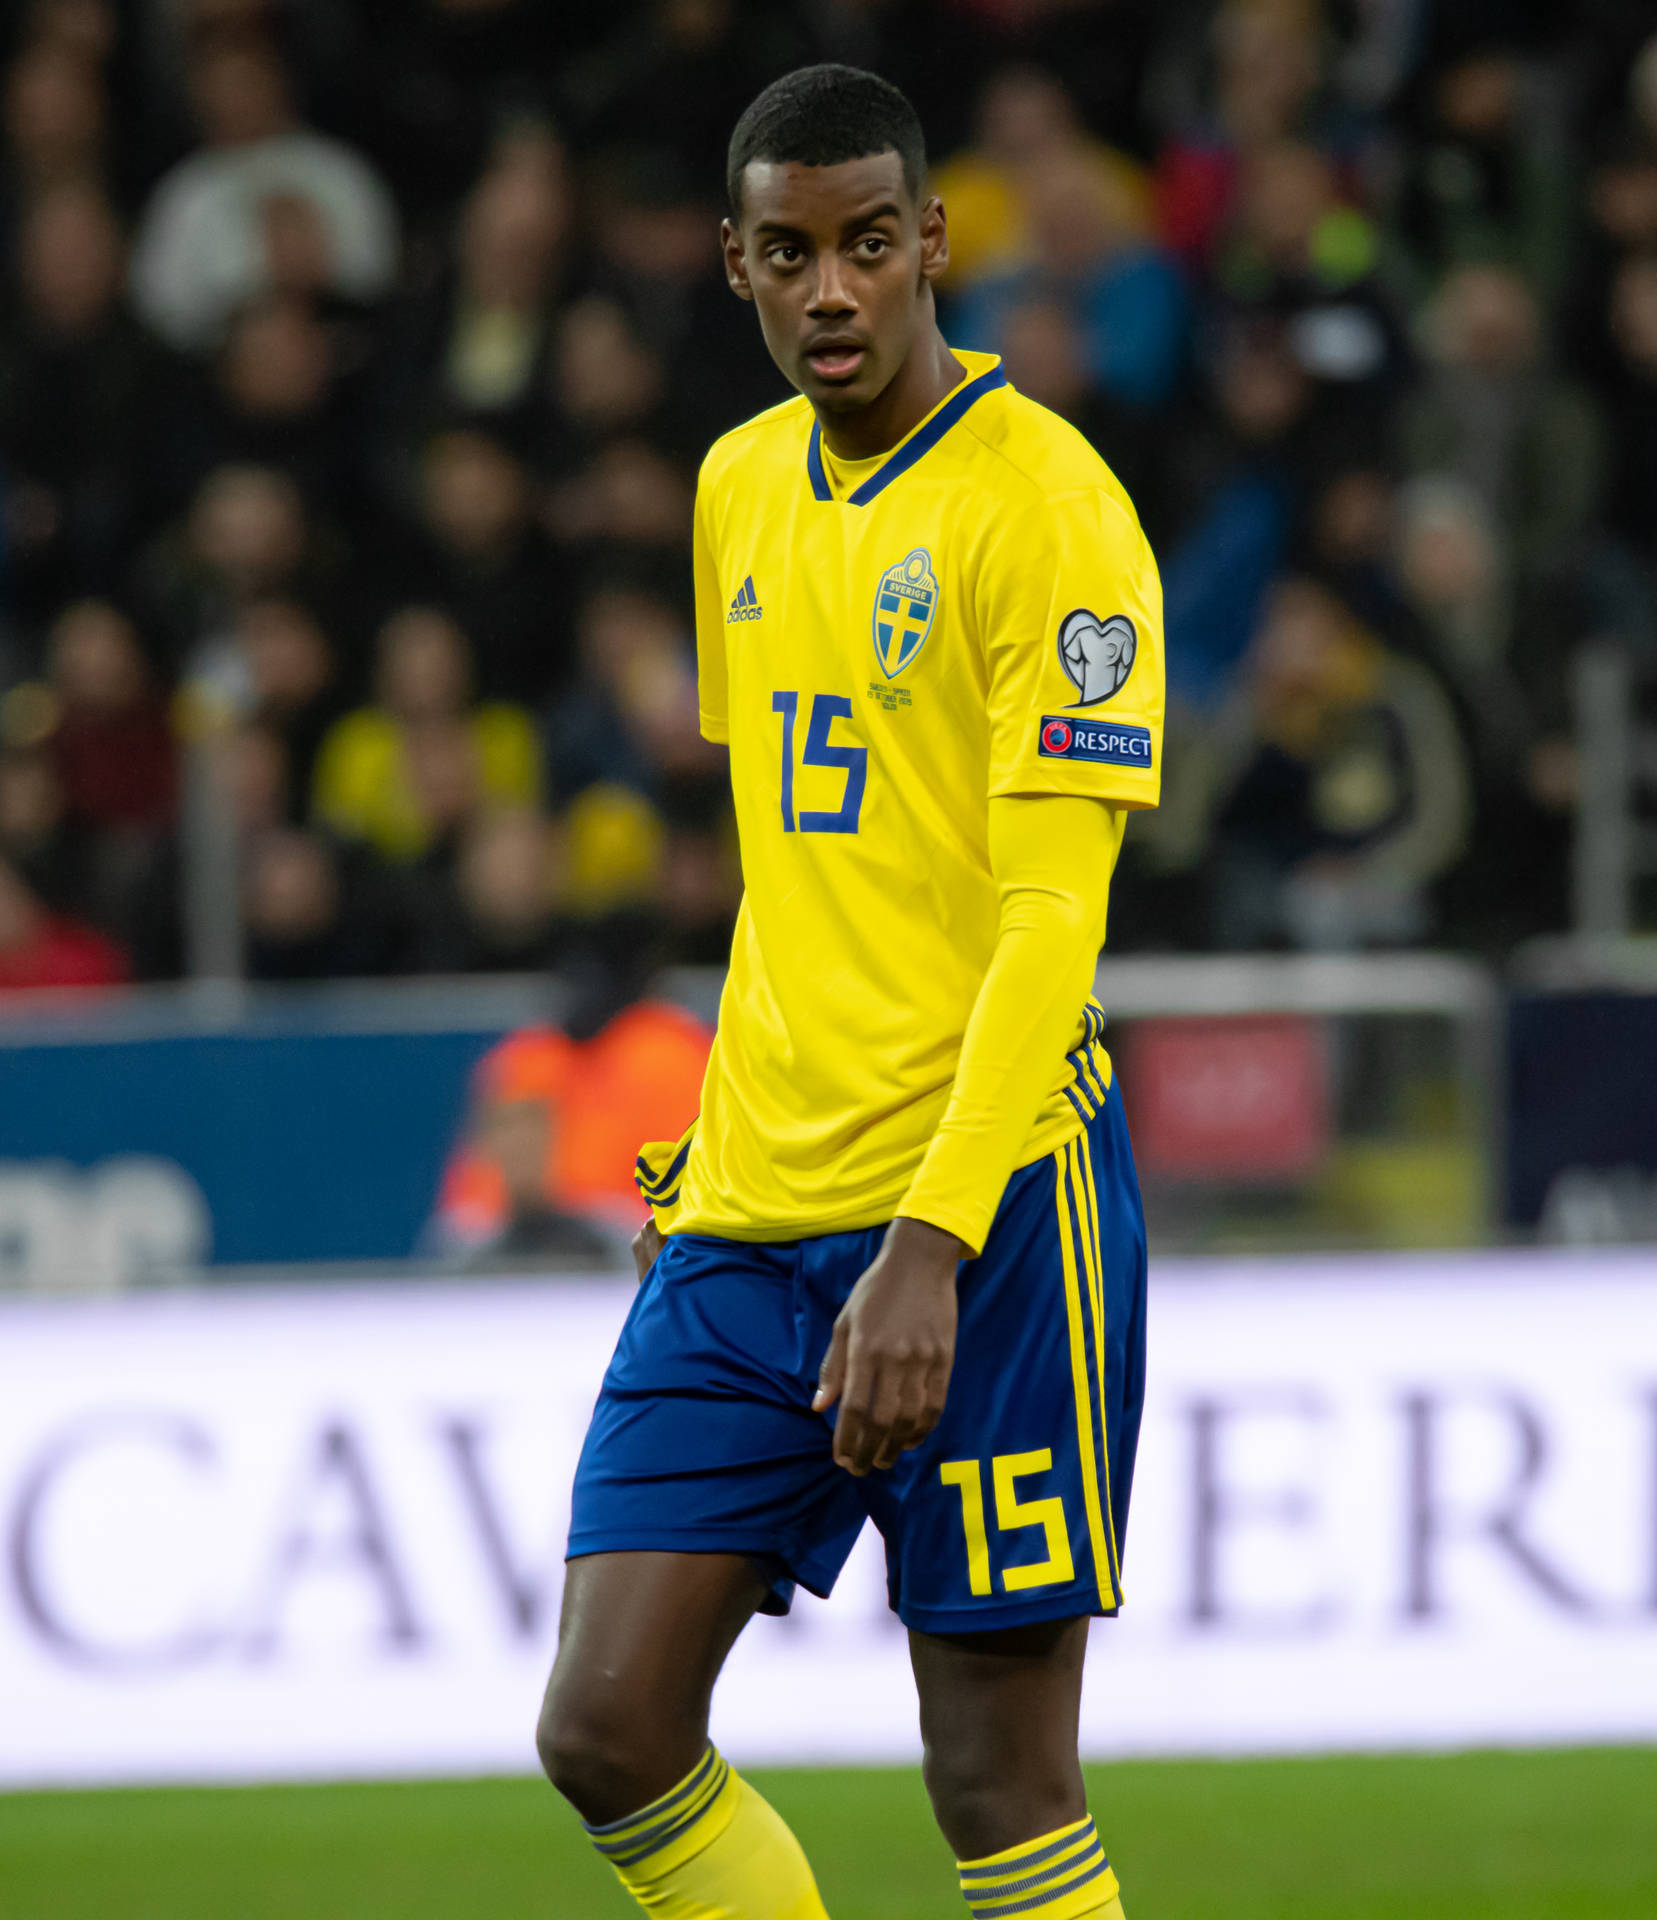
[768,244,803,266]
[857,235,889,257]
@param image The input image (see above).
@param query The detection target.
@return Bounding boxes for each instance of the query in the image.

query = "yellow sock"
[584,1744,830,1918]
[957,1815,1124,1919]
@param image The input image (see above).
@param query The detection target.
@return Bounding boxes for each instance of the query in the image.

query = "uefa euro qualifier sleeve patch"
[1038,715,1154,769]
[872,548,938,678]
[1058,609,1136,705]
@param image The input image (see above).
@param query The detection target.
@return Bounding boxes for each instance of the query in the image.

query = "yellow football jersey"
[639,350,1164,1241]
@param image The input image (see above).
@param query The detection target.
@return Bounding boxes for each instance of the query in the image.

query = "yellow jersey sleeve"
[978,486,1164,809]
[899,793,1123,1253]
[693,476,730,745]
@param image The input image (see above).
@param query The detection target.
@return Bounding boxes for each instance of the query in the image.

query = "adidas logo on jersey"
[726,575,763,622]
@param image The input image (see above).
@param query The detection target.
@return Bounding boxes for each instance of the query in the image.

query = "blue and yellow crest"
[871,547,938,679]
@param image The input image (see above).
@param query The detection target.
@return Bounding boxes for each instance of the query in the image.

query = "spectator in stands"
[545,579,715,806]
[353,5,568,226]
[127,716,294,979]
[449,1068,618,1265]
[581,146,782,449]
[1392,475,1529,769]
[654,801,740,966]
[0,180,161,621]
[564,0,798,186]
[1387,41,1573,312]
[432,906,713,1260]
[542,277,718,546]
[1211,141,1404,414]
[1152,0,1331,270]
[43,599,175,835]
[130,36,398,351]
[135,463,320,671]
[18,1,118,73]
[0,851,125,990]
[1566,131,1657,386]
[559,782,665,922]
[1,37,106,219]
[552,295,668,453]
[410,803,566,975]
[0,744,93,923]
[378,131,570,450]
[232,596,342,808]
[239,824,395,980]
[1203,576,1471,949]
[1297,462,1405,643]
[545,437,695,557]
[1391,476,1575,943]
[158,293,365,521]
[1601,251,1657,568]
[1155,319,1310,707]
[949,145,1185,410]
[990,296,1159,527]
[1399,264,1604,581]
[224,718,292,842]
[312,604,539,862]
[933,66,1153,290]
[402,426,569,704]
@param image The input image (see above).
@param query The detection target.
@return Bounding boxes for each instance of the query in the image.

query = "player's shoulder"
[698,392,813,498]
[965,380,1142,528]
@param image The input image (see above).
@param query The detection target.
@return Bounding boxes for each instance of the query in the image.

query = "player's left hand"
[813,1216,965,1476]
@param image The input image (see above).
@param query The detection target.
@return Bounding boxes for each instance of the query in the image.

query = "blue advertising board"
[0,985,549,1273]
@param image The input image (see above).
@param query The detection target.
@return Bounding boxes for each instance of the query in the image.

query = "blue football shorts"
[567,1082,1148,1634]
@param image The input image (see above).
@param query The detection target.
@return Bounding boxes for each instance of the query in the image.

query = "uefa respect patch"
[1037,715,1154,768]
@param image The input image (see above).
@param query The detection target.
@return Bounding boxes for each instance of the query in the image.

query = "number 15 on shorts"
[940,1451,1075,1594]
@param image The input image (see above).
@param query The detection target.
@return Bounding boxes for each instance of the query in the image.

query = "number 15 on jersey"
[772,692,867,835]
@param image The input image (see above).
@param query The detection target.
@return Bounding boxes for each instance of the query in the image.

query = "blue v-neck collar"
[806,359,1007,507]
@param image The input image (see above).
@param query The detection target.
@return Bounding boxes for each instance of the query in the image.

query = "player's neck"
[815,323,965,463]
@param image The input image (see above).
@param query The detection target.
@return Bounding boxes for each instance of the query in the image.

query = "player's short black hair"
[726,65,926,218]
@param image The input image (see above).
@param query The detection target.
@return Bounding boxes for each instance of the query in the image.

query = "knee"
[922,1738,1081,1862]
[536,1677,650,1818]
[922,1740,1001,1855]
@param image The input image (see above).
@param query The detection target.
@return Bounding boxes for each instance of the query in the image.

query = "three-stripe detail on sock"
[958,1816,1112,1917]
[584,1745,730,1871]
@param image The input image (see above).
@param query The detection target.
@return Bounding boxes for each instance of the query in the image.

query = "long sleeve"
[898,793,1125,1254]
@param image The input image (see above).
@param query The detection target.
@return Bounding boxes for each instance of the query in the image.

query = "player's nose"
[806,254,857,315]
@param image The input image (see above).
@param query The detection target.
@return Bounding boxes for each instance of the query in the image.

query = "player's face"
[723,152,948,414]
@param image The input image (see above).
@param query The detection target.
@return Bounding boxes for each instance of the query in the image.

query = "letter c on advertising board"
[8,1410,222,1669]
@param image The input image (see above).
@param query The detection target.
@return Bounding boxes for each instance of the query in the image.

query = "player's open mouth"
[806,346,866,380]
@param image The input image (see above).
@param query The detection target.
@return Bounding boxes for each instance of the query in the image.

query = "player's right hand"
[813,1215,965,1475]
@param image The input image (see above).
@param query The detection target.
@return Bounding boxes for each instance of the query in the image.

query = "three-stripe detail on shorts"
[634,1121,696,1209]
[1061,1001,1111,1124]
[1053,1125,1124,1610]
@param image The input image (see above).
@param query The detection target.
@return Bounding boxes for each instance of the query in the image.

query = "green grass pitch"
[3,1750,1654,1918]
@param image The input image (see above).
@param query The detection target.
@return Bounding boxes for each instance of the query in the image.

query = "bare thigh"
[538,1550,773,1824]
[910,1615,1092,1861]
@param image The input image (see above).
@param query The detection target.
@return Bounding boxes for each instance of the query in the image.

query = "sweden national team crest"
[872,548,938,679]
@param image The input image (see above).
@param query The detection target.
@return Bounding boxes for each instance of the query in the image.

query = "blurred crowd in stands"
[1,0,1655,992]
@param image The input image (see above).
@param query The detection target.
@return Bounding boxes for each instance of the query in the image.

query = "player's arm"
[901,792,1124,1246]
[813,794,1122,1475]
[816,481,1163,1477]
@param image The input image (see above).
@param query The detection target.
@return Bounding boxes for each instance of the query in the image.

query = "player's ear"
[722,218,755,303]
[918,195,949,285]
